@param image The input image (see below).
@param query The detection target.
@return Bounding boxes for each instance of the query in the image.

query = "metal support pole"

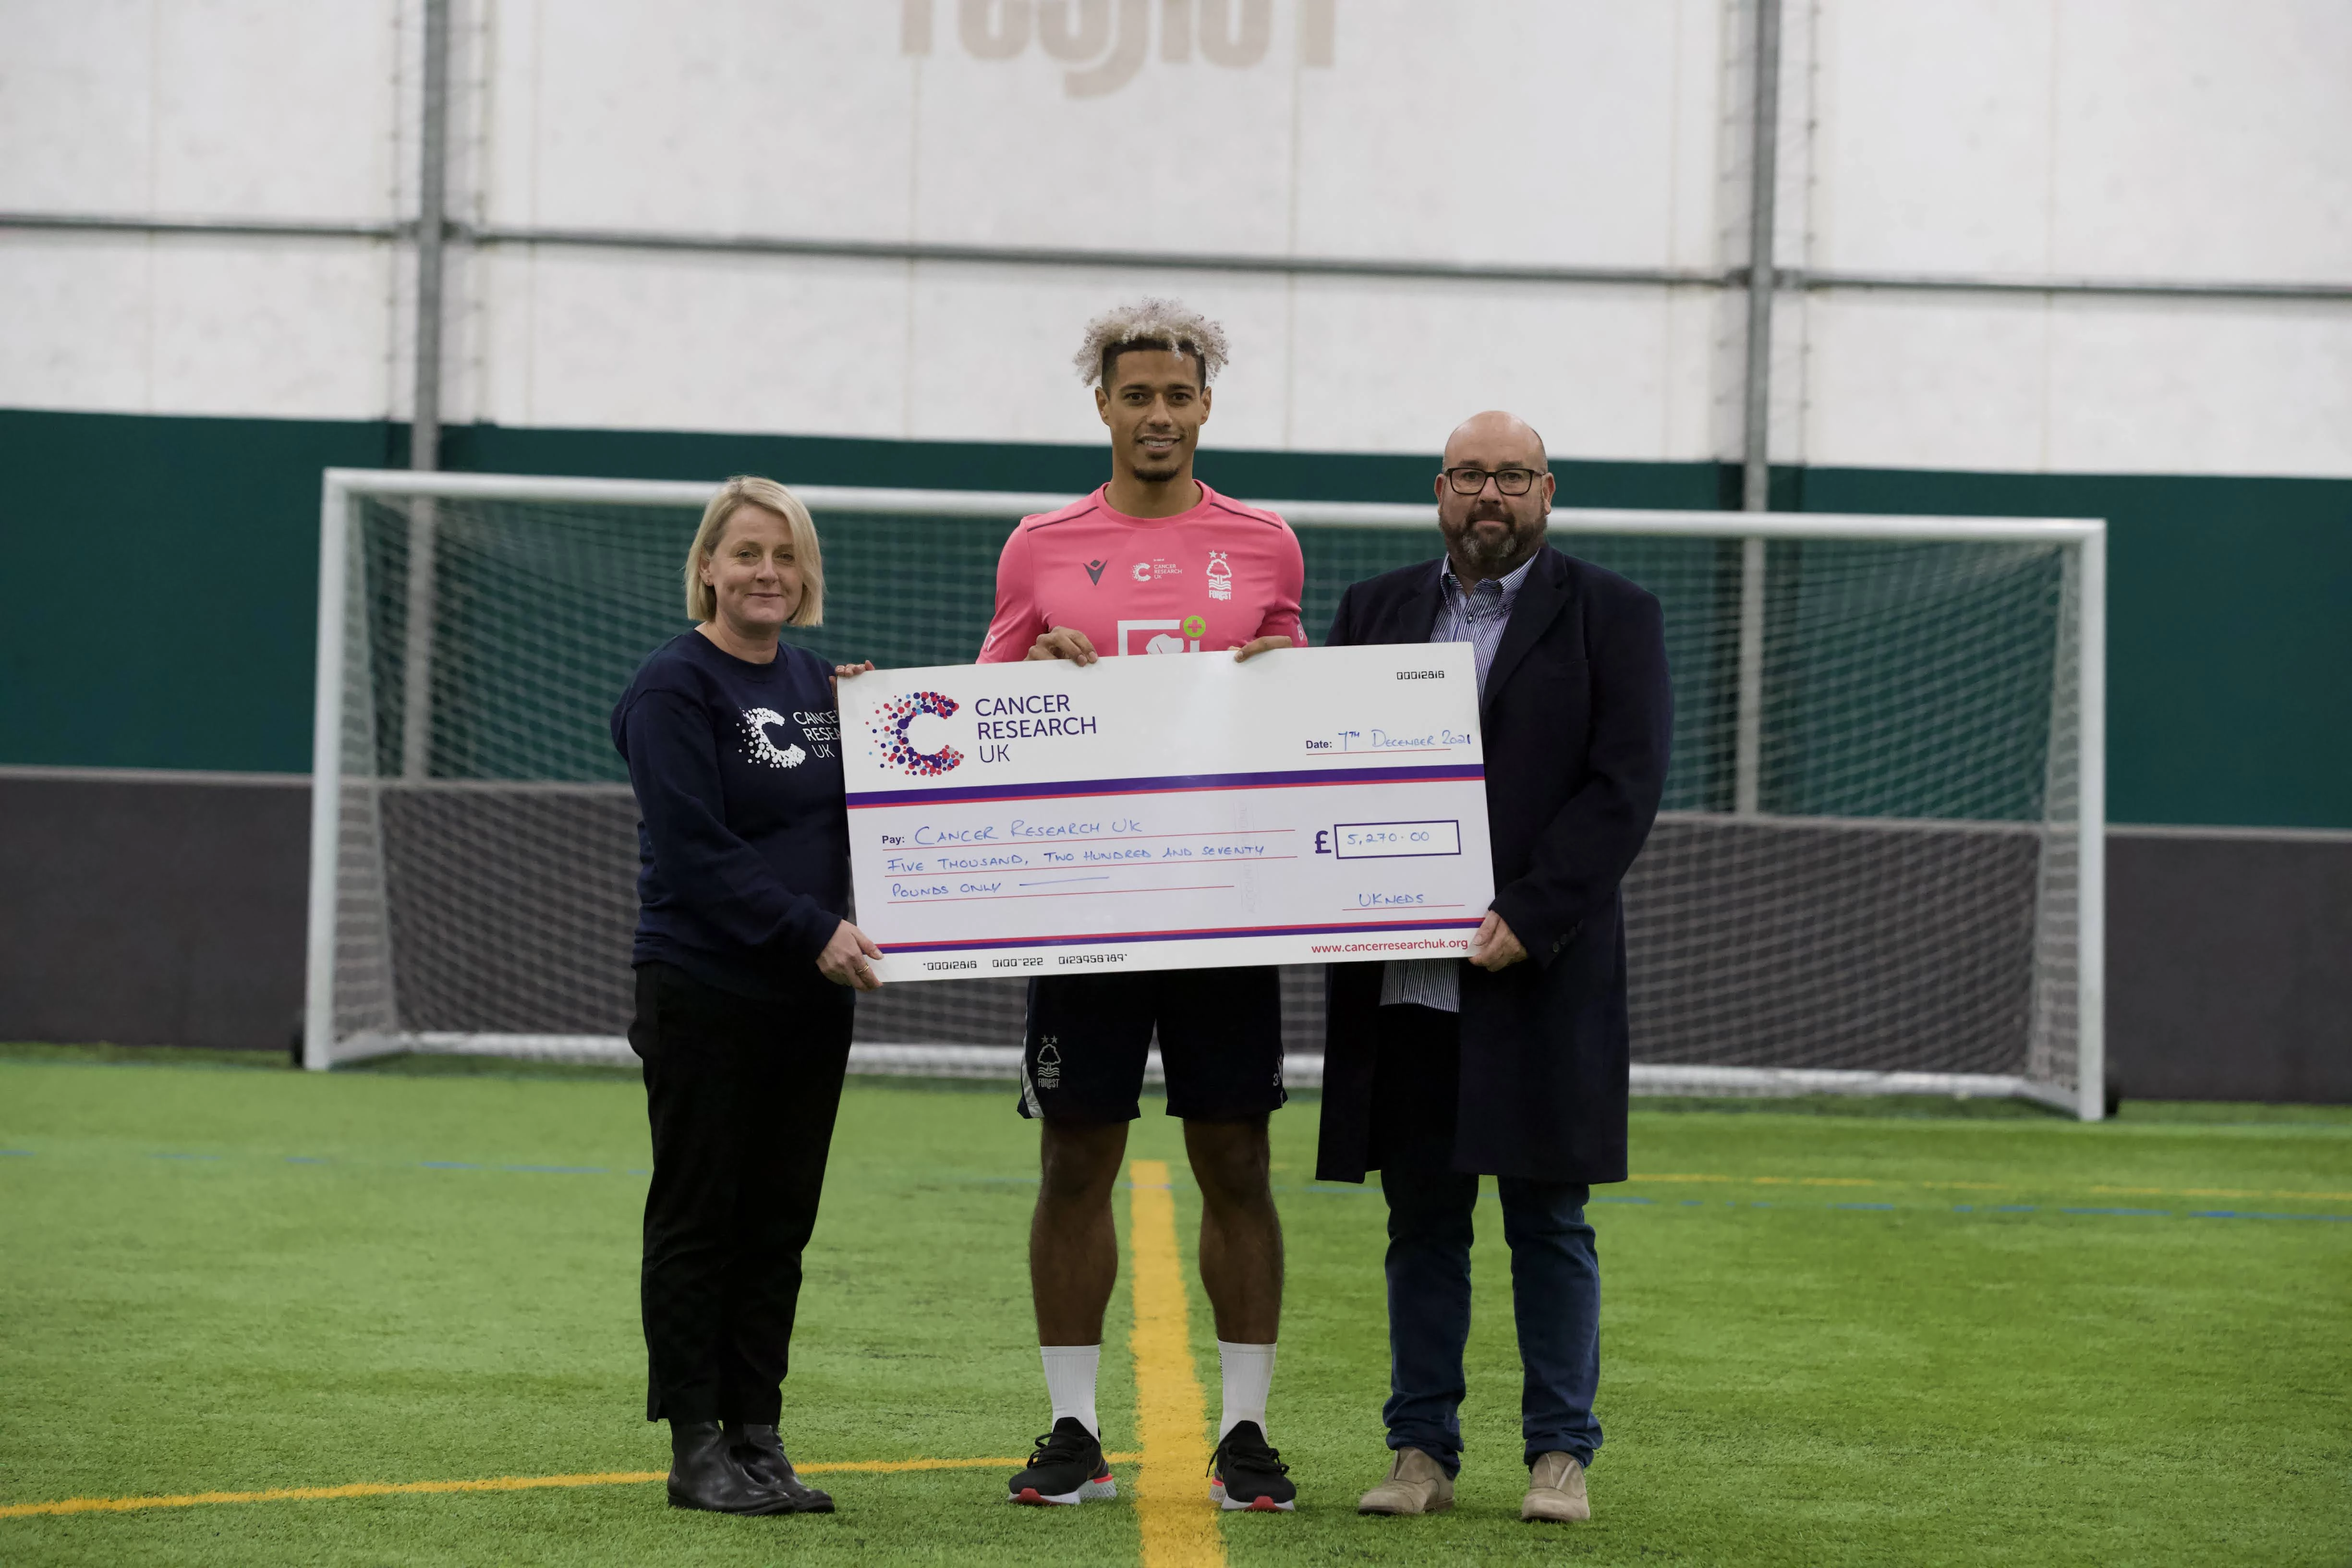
[399,0,451,779]
[1733,0,1782,816]
[1740,0,1781,515]
[1733,535,1767,814]
[411,0,449,474]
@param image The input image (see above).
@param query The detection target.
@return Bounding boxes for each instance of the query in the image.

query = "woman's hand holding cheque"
[817,919,885,991]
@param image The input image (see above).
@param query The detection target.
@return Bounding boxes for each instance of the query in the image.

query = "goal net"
[305,471,2105,1118]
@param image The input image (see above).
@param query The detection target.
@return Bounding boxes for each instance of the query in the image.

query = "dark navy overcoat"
[1314,544,1672,1186]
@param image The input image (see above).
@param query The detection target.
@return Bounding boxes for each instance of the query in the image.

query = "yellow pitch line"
[0,1452,1144,1521]
[1128,1157,1225,1568]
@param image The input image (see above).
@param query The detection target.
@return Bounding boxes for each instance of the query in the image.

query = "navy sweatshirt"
[611,631,849,999]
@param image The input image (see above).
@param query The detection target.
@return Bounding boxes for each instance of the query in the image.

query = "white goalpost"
[304,468,2106,1118]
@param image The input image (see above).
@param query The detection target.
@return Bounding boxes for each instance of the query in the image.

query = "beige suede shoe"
[1357,1447,1454,1515]
[1521,1452,1590,1522]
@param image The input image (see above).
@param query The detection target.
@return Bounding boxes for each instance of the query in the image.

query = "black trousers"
[628,960,853,1425]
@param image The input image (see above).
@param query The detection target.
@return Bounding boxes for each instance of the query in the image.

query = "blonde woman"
[610,475,882,1516]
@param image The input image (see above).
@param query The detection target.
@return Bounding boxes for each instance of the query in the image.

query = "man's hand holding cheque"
[1466,908,1528,972]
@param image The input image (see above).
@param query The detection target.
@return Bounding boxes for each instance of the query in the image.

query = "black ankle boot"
[667,1420,793,1514]
[727,1421,835,1513]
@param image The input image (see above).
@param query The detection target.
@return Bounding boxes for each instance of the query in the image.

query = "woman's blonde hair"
[684,476,824,627]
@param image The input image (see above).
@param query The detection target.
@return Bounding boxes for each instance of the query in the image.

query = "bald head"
[1435,409,1553,584]
[1443,410,1548,471]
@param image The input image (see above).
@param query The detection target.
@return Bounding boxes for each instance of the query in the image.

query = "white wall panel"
[1664,0,1729,273]
[0,0,157,211]
[0,0,399,220]
[0,231,390,418]
[1661,282,1728,460]
[1291,0,1694,268]
[2051,0,2352,282]
[1810,0,2057,275]
[1802,291,2352,479]
[1286,280,1684,460]
[0,233,155,409]
[493,0,916,237]
[482,247,910,437]
[148,0,400,220]
[1802,292,2053,473]
[2046,299,2352,477]
[146,238,391,416]
[910,19,1296,255]
[1812,0,2352,284]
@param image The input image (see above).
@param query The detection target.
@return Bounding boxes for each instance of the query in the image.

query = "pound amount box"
[1331,820,1463,859]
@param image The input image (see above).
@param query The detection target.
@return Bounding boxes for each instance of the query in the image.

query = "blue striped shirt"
[1380,553,1536,1012]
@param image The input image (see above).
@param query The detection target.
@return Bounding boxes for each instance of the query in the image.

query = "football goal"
[304,469,2106,1118]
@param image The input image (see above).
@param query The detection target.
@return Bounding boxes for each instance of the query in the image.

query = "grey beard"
[1457,518,1524,567]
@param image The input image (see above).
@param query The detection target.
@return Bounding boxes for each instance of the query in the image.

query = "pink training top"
[976,482,1307,664]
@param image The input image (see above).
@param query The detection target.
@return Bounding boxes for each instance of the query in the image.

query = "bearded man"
[1316,411,1673,1527]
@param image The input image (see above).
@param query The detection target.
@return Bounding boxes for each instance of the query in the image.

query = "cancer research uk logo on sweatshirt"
[741,708,809,769]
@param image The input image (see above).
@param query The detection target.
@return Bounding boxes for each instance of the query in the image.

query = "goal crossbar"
[319,466,2100,541]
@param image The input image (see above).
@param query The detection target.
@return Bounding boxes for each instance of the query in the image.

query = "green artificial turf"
[1,1049,2347,1566]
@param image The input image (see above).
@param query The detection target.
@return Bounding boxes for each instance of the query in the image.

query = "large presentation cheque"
[840,643,1495,983]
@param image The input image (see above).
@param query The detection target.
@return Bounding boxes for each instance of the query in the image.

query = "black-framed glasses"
[1443,466,1541,496]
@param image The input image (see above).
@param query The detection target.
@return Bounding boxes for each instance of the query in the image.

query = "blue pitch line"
[1,1149,34,1156]
[1597,1193,2352,1226]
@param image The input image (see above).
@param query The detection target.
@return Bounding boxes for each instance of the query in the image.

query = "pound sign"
[1314,831,1332,855]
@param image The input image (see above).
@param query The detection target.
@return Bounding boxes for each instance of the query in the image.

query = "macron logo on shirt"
[1085,559,1107,585]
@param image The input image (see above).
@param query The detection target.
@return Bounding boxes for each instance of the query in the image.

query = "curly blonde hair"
[1073,297,1231,388]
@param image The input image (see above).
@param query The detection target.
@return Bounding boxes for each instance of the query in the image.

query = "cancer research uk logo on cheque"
[871,686,1107,775]
[869,692,965,777]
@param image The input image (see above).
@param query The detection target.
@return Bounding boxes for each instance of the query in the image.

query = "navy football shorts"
[1017,966,1288,1124]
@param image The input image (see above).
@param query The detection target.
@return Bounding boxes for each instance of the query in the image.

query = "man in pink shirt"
[985,300,1301,1514]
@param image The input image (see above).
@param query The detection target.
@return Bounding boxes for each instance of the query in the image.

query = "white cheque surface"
[840,643,1494,982]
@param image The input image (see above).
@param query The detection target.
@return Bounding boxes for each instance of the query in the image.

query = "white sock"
[1218,1340,1277,1438]
[1040,1344,1101,1437]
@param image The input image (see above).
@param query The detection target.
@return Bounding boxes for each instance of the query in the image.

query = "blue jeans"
[1380,1165,1602,1474]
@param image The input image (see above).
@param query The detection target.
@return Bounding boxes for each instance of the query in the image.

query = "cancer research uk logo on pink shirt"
[870,692,965,777]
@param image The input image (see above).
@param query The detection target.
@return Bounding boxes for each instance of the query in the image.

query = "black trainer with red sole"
[1008,1416,1117,1506]
[1209,1420,1296,1511]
